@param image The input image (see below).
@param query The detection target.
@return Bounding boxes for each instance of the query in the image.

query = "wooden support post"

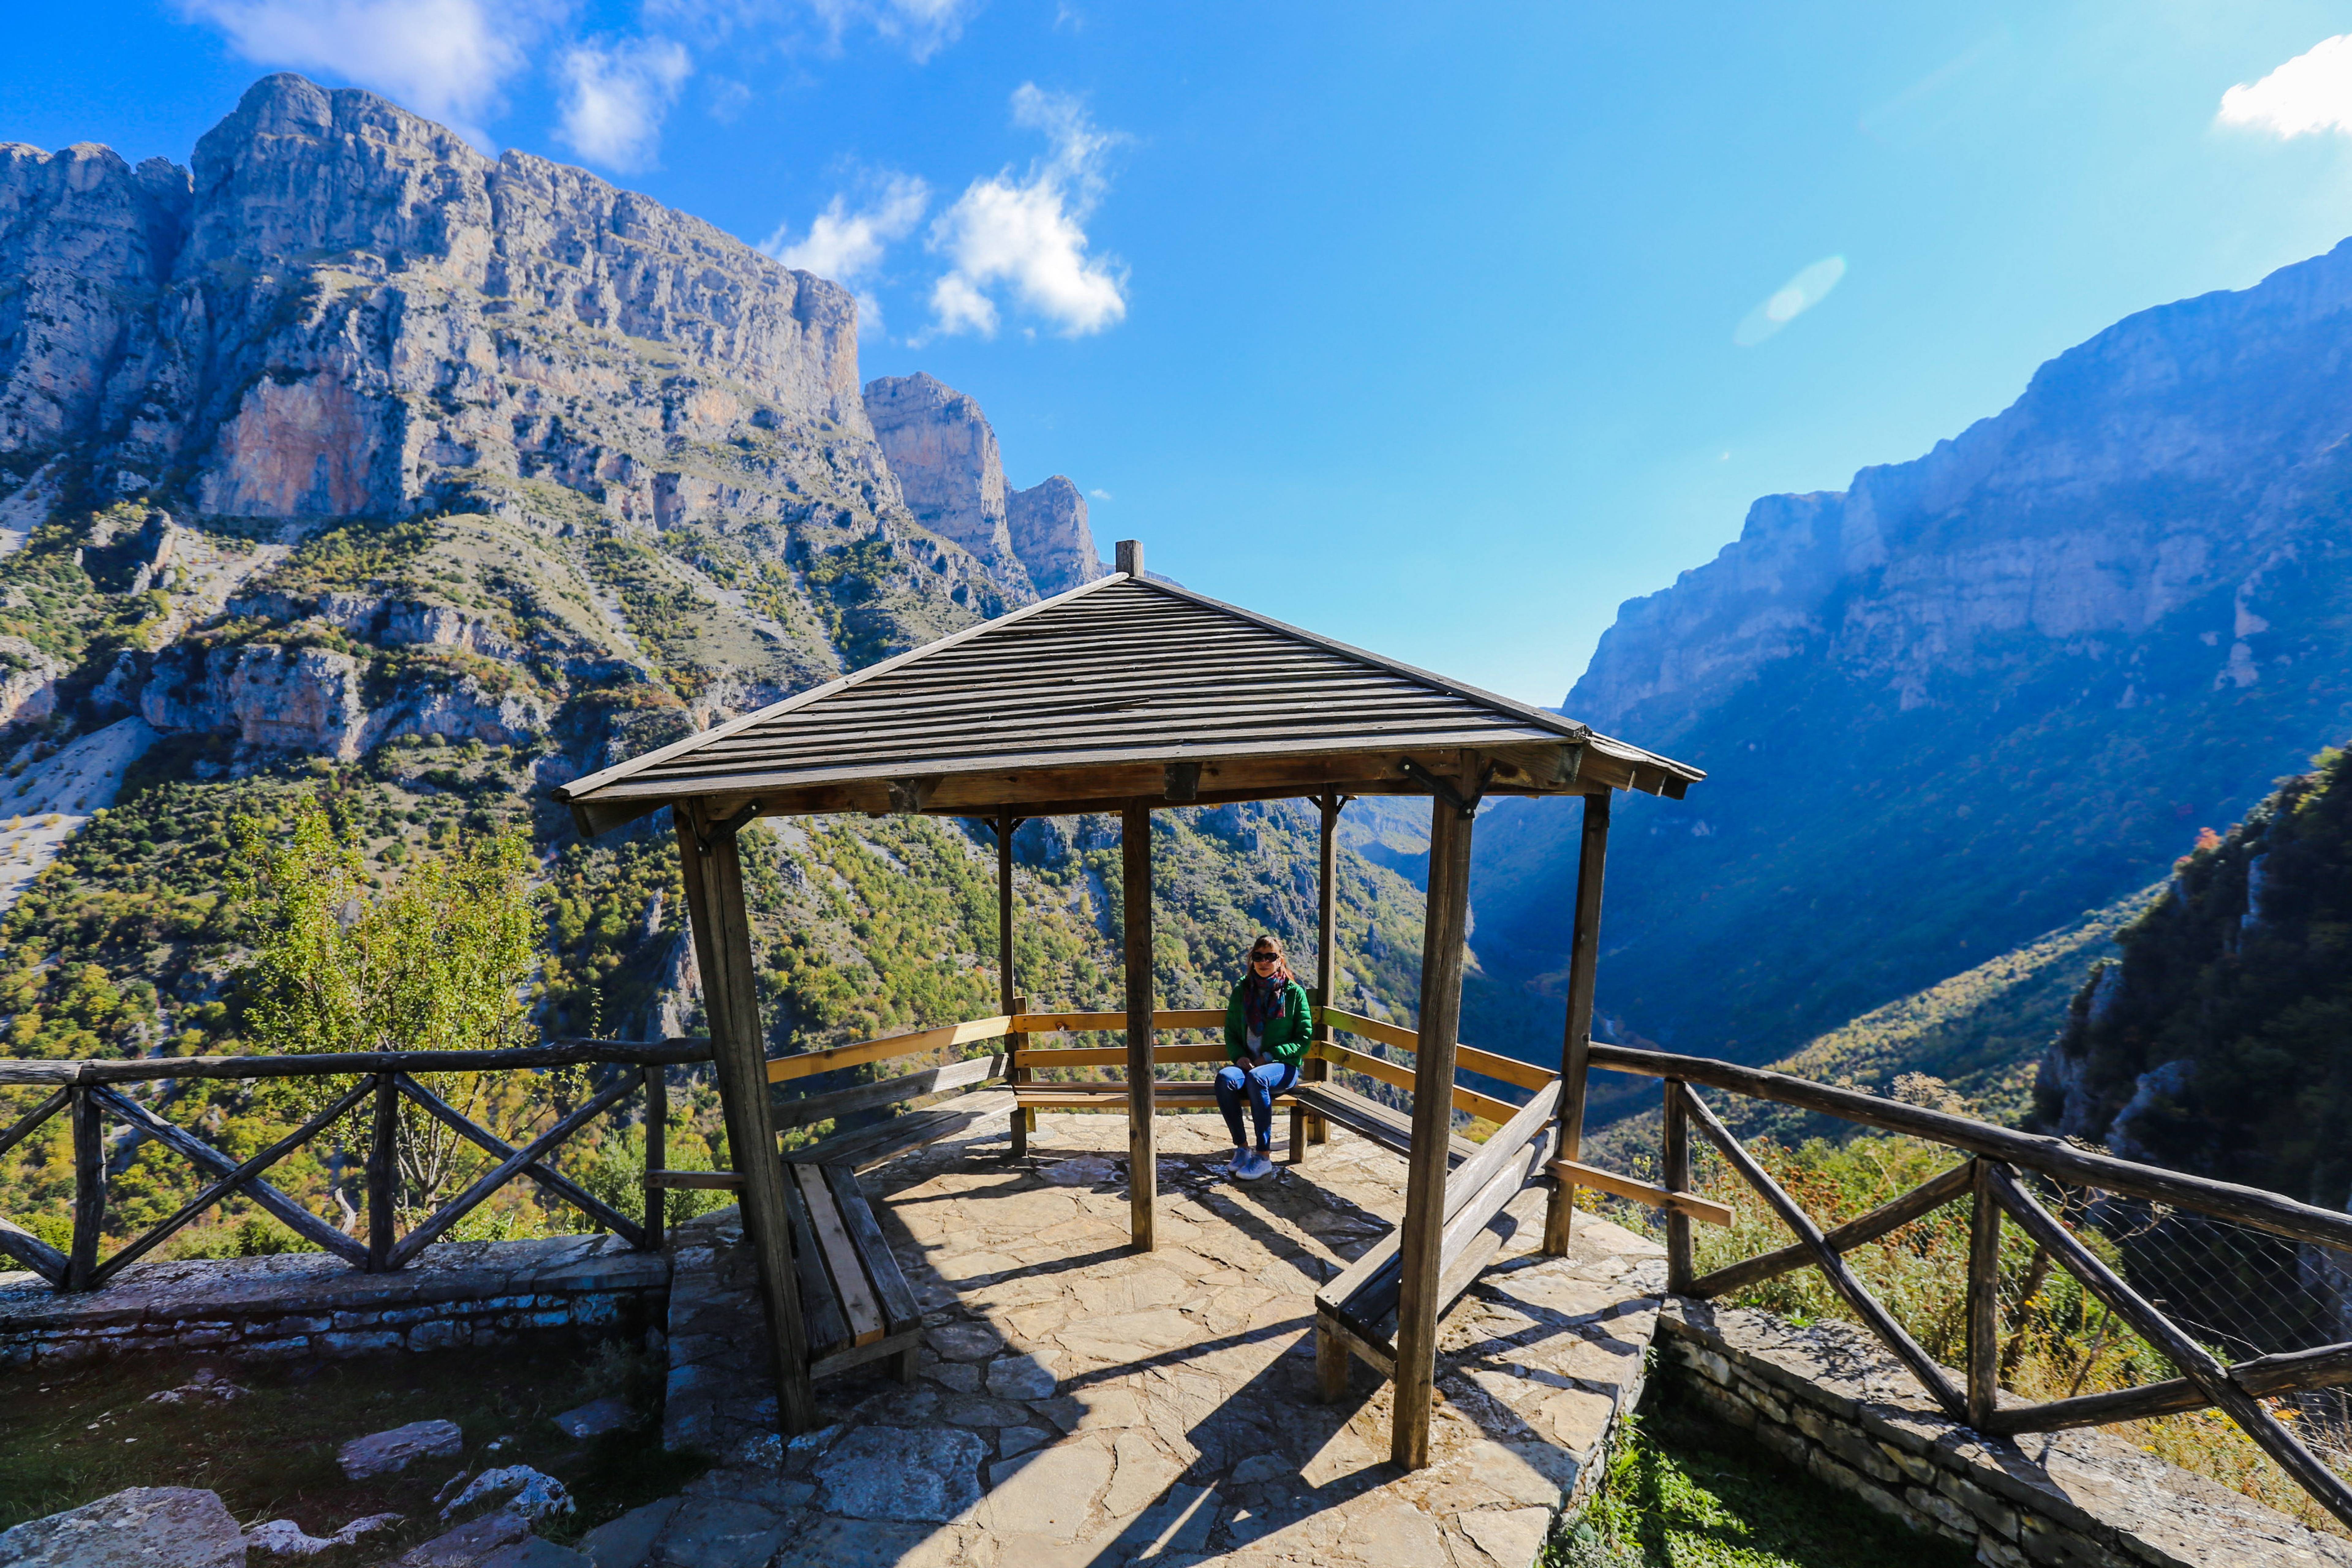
[643,1063,667,1250]
[1544,790,1610,1254]
[366,1072,398,1271]
[1662,1077,1693,1294]
[67,1086,102,1291]
[999,808,1033,1157]
[1123,799,1157,1250]
[1294,793,1341,1161]
[677,800,818,1435]
[1391,763,1477,1470]
[1967,1157,2001,1428]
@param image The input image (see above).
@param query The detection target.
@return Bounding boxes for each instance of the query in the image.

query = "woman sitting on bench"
[1217,936,1313,1181]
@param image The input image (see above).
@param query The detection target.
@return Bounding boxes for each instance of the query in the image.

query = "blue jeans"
[1215,1060,1298,1148]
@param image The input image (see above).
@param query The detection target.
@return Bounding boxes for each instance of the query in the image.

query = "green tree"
[231,797,541,1220]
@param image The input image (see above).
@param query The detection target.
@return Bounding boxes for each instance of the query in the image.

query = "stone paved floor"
[616,1110,1665,1568]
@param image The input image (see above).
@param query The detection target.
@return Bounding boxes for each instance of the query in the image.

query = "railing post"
[643,1063,667,1250]
[1662,1078,1692,1295]
[1967,1156,2002,1427]
[366,1072,397,1272]
[67,1086,103,1291]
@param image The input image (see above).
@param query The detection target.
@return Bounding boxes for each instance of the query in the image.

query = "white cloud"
[557,36,694,172]
[1088,487,1111,500]
[926,85,1127,339]
[762,174,930,285]
[2218,36,2352,139]
[180,0,544,144]
[1733,256,1846,348]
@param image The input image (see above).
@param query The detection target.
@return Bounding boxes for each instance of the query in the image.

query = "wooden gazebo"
[555,540,1702,1465]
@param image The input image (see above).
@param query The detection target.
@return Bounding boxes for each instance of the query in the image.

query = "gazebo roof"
[557,564,1703,836]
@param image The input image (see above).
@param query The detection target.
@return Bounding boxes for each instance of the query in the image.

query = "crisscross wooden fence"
[1573,1043,2352,1532]
[0,1039,710,1290]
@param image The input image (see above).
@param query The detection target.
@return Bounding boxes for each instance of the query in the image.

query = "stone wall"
[1657,1298,2352,1568]
[0,1233,665,1368]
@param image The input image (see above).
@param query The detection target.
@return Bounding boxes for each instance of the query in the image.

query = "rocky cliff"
[864,371,1101,597]
[1470,238,2352,1120]
[0,76,1425,1122]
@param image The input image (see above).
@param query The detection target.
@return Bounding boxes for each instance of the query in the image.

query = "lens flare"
[1734,256,1846,347]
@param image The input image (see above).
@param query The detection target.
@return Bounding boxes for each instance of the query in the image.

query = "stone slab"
[648,1112,1664,1566]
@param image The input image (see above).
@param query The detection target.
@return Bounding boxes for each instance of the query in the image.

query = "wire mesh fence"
[1571,1119,2352,1537]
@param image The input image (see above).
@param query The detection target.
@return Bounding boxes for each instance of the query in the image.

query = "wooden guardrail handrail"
[0,1038,713,1087]
[1587,1042,2352,1255]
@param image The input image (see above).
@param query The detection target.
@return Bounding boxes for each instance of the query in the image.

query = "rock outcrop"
[0,74,1106,785]
[1006,474,1101,597]
[865,371,1101,597]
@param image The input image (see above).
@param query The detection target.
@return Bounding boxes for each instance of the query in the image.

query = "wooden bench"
[1314,1081,1562,1398]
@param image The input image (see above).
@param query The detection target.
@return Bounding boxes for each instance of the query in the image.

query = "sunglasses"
[1250,953,1279,963]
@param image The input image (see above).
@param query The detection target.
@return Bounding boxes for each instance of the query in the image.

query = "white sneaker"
[1227,1147,1251,1176]
[1238,1149,1276,1182]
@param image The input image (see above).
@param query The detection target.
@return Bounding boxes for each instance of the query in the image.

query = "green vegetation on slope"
[2037,741,2352,1208]
[1563,1384,1977,1568]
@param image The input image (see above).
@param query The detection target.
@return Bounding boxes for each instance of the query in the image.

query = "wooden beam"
[1686,1159,1973,1298]
[1393,763,1476,1471]
[998,806,1028,1156]
[648,1170,744,1189]
[92,1078,377,1289]
[1988,1340,2352,1435]
[764,1016,1014,1083]
[1013,1044,1224,1067]
[67,1086,101,1291]
[366,1073,397,1271]
[643,1064,667,1249]
[1662,1079,1692,1293]
[394,1075,646,1246]
[775,1054,1008,1127]
[89,1086,367,1266]
[1318,1009,1555,1093]
[1679,1081,1967,1421]
[0,1088,66,1161]
[1545,790,1609,1254]
[1967,1159,2002,1429]
[1586,1042,2352,1257]
[8,1038,714,1087]
[1124,800,1157,1250]
[1546,1159,1732,1226]
[1301,793,1341,1153]
[1985,1162,2352,1528]
[387,1076,639,1266]
[1311,1041,1525,1126]
[677,801,817,1435]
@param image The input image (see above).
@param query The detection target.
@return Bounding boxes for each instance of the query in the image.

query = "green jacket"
[1224,979,1315,1066]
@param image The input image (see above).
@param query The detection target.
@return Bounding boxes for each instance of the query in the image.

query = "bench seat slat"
[784,1088,1017,1174]
[779,1173,851,1360]
[823,1162,921,1336]
[1289,1082,1479,1164]
[794,1163,886,1345]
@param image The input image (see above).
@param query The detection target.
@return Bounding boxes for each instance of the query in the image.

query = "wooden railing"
[0,1039,711,1290]
[1578,1042,2352,1532]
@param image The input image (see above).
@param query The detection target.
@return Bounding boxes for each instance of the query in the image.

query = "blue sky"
[12,3,2352,705]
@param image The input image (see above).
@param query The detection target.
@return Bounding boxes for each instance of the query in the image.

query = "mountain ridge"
[1466,233,2352,1123]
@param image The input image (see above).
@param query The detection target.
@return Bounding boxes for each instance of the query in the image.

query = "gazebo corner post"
[996,808,1033,1158]
[1122,799,1158,1250]
[1392,757,1479,1471]
[673,799,818,1437]
[1294,792,1342,1163]
[1542,789,1612,1255]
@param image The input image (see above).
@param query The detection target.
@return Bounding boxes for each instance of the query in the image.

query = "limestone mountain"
[0,74,1425,1130]
[1469,238,2352,1127]
[864,371,1103,597]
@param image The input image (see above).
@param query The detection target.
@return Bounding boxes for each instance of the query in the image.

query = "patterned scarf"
[1243,962,1292,1031]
